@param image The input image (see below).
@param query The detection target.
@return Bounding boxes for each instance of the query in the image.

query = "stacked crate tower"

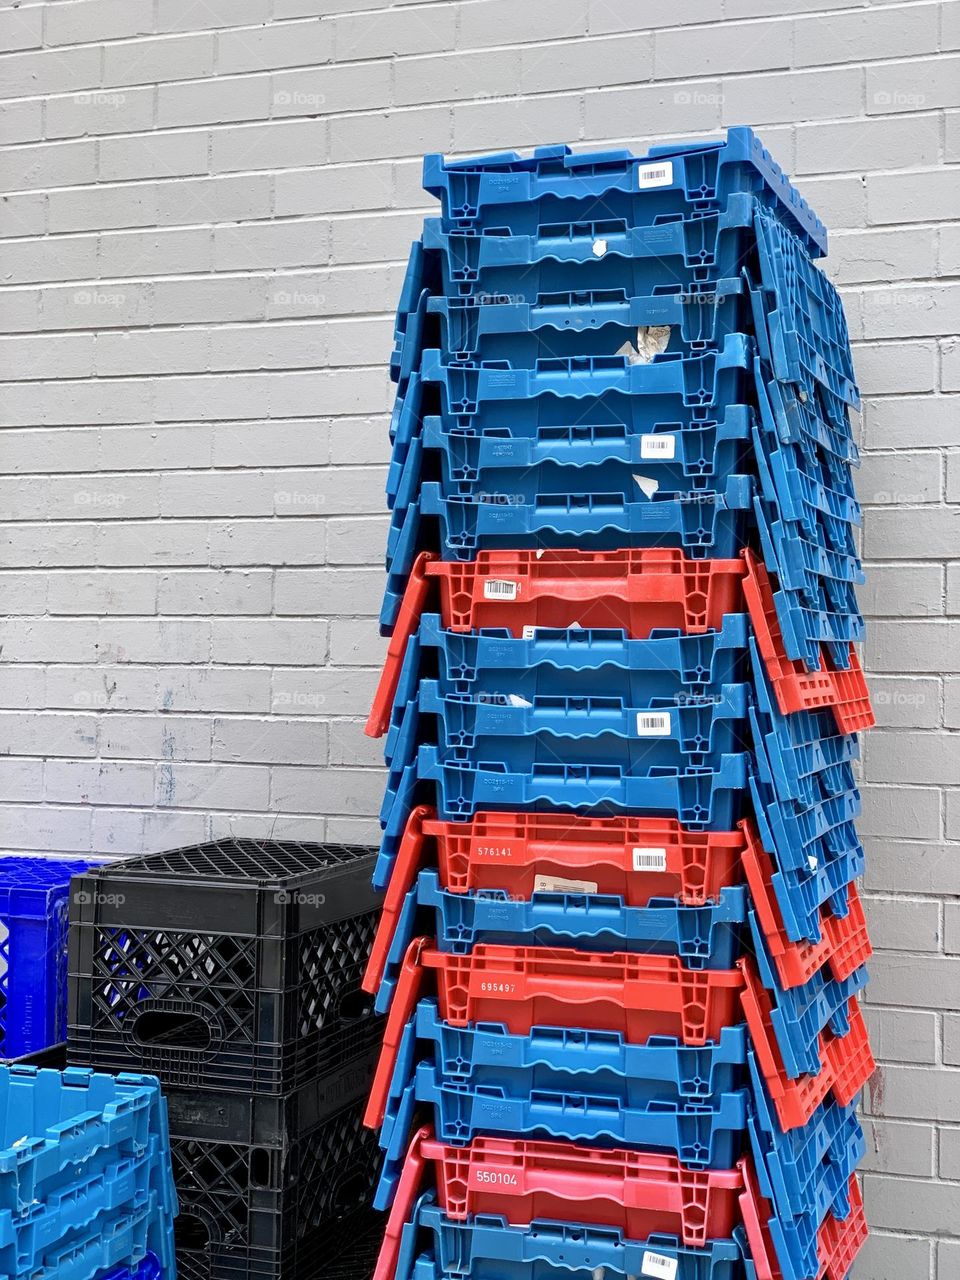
[362,128,877,1280]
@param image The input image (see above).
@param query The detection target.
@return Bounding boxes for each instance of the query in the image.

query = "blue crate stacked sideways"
[363,128,877,1280]
[0,1062,178,1280]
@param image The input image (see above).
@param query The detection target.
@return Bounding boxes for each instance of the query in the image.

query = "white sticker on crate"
[632,847,668,873]
[641,1250,678,1280]
[534,874,599,895]
[636,711,672,736]
[640,434,677,460]
[637,161,674,190]
[522,626,537,640]
[483,579,518,600]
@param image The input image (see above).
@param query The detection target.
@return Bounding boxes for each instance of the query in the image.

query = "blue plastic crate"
[100,1252,162,1280]
[0,1064,177,1280]
[749,805,865,947]
[752,205,859,413]
[419,338,753,427]
[752,412,860,565]
[407,1000,749,1100]
[387,402,755,513]
[380,744,751,841]
[755,355,858,467]
[391,240,441,390]
[758,563,865,675]
[397,1193,758,1280]
[12,1142,168,1277]
[385,470,753,570]
[751,930,868,1080]
[378,614,757,752]
[380,1058,750,1177]
[748,640,860,813]
[421,280,749,368]
[382,682,752,816]
[756,497,863,601]
[423,128,826,257]
[30,1209,159,1280]
[420,198,767,302]
[373,872,747,1008]
[746,1052,863,1229]
[0,856,98,1059]
[386,613,750,725]
[751,766,862,880]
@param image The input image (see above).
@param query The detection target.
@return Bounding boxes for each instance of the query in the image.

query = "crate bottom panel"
[366,870,748,1013]
[378,1058,749,1176]
[396,1196,755,1280]
[170,1104,383,1280]
[364,995,749,1133]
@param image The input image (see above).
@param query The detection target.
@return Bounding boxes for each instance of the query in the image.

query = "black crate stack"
[68,839,386,1280]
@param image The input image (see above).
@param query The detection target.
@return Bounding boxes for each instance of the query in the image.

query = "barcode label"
[636,711,671,736]
[534,874,598,895]
[640,433,676,459]
[637,161,674,190]
[522,625,537,640]
[642,1250,678,1280]
[633,847,667,873]
[483,579,518,600]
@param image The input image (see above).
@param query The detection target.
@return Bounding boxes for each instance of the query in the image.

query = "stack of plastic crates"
[0,1061,177,1280]
[0,855,98,1061]
[364,128,876,1280]
[66,839,387,1280]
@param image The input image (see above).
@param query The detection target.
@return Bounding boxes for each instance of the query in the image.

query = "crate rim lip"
[71,844,380,892]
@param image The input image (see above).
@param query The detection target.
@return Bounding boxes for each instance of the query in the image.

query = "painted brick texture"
[0,2,957,1270]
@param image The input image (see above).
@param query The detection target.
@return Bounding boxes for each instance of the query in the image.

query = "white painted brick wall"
[0,1,958,1270]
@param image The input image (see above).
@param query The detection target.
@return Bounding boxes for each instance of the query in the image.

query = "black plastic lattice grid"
[68,839,382,1094]
[69,909,380,1093]
[171,1102,383,1280]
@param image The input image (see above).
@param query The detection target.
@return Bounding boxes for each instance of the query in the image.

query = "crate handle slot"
[132,1009,212,1051]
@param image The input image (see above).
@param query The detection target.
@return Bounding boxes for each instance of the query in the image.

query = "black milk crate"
[67,838,383,1095]
[170,1091,383,1280]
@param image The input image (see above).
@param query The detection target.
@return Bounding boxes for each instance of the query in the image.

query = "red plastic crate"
[741,819,872,990]
[428,942,744,1042]
[816,1175,868,1280]
[368,552,436,737]
[363,806,748,996]
[431,808,746,903]
[371,1127,779,1280]
[364,936,744,1129]
[739,957,875,1132]
[742,549,875,734]
[368,548,746,736]
[432,548,746,635]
